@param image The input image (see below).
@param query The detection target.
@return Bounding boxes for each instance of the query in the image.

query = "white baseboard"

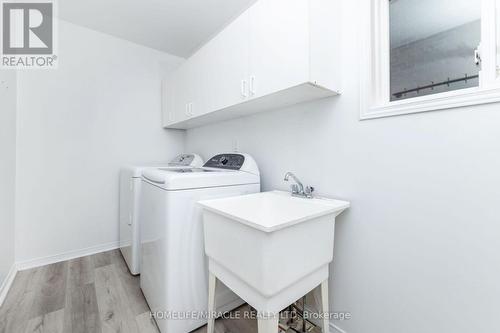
[330,322,348,333]
[0,264,18,307]
[16,241,120,271]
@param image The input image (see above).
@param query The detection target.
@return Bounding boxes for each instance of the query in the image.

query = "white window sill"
[360,86,500,120]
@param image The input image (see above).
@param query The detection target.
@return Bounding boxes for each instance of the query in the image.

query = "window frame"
[360,0,500,120]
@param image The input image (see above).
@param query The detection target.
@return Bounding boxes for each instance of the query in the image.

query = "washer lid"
[123,153,204,178]
[142,168,260,190]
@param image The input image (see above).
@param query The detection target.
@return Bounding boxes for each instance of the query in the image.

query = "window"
[389,0,481,101]
[361,0,500,119]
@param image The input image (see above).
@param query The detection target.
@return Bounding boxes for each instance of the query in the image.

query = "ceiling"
[390,0,481,48]
[58,0,256,58]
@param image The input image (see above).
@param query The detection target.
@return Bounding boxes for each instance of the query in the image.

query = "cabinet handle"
[241,80,248,98]
[186,103,193,117]
[250,76,256,96]
[185,103,194,117]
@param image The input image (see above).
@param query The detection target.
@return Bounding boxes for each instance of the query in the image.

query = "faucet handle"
[305,186,315,198]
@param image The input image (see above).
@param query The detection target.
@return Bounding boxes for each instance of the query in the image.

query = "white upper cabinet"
[163,51,209,125]
[187,50,210,118]
[162,76,176,125]
[248,0,310,99]
[171,66,190,123]
[163,0,340,129]
[206,11,250,112]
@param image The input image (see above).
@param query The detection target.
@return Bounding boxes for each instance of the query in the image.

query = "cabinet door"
[205,10,250,111]
[249,0,310,99]
[188,48,210,117]
[172,65,192,122]
[162,77,175,127]
[165,69,189,124]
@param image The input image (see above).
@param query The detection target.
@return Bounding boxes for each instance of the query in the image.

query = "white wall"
[185,1,500,332]
[0,70,17,288]
[15,20,185,264]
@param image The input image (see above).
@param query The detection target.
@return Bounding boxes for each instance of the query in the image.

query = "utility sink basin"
[199,191,349,313]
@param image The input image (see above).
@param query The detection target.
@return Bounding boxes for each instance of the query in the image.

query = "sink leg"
[257,312,279,333]
[207,272,217,333]
[321,279,330,333]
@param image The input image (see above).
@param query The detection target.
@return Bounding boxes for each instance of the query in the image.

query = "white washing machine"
[119,154,203,275]
[140,153,260,333]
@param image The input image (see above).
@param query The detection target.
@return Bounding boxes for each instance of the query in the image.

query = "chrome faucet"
[283,172,314,198]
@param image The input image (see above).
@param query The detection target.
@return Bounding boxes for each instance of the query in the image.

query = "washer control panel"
[203,154,245,170]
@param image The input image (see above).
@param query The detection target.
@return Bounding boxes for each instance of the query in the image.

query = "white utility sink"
[199,191,349,333]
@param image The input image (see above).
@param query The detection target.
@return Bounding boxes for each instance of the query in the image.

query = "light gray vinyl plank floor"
[29,262,68,319]
[94,265,140,333]
[24,308,64,333]
[0,249,323,333]
[64,283,101,333]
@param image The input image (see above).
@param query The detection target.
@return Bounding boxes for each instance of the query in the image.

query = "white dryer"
[119,154,203,275]
[140,153,260,333]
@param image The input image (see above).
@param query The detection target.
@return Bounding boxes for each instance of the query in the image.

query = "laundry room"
[1,0,499,332]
